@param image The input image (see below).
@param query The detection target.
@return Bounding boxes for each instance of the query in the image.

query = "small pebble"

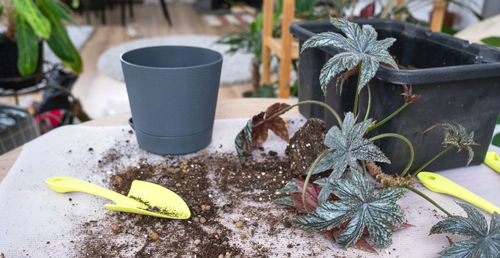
[194,239,201,245]
[240,233,246,239]
[321,246,327,251]
[200,217,207,224]
[193,217,200,223]
[86,230,93,235]
[249,229,254,236]
[218,255,224,258]
[205,205,211,211]
[235,220,244,228]
[149,231,159,241]
[175,183,181,187]
[111,224,121,234]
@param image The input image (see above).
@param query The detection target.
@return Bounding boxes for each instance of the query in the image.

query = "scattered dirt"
[79,118,328,257]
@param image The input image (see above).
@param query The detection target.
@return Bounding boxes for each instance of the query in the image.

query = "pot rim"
[120,45,223,71]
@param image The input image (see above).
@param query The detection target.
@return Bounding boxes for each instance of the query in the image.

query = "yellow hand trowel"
[46,176,190,219]
[418,172,500,214]
[485,151,500,174]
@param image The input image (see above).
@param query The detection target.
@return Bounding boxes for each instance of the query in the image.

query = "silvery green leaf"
[440,123,478,165]
[430,203,500,258]
[294,169,406,248]
[330,17,362,44]
[315,177,335,204]
[301,32,352,53]
[313,113,389,180]
[320,52,361,95]
[358,56,379,92]
[302,18,398,94]
[279,181,298,194]
[313,178,330,188]
[274,196,295,207]
[235,119,253,156]
[308,151,347,179]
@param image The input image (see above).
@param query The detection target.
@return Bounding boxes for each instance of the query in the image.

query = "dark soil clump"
[285,118,327,175]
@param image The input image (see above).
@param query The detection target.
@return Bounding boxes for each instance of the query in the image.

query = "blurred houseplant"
[217,12,264,94]
[0,0,82,86]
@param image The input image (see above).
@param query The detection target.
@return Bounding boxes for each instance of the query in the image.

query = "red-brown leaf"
[251,103,290,148]
[290,180,321,213]
[401,84,421,103]
[393,222,415,232]
[360,1,375,18]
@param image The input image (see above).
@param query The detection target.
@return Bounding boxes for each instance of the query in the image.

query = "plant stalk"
[367,102,409,132]
[262,100,343,129]
[353,73,362,117]
[402,184,452,217]
[369,133,414,177]
[363,85,371,121]
[410,146,453,177]
[302,149,333,213]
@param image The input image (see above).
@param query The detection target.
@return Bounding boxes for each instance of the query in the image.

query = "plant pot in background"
[0,34,44,90]
[0,103,40,155]
[290,19,500,174]
[121,46,223,155]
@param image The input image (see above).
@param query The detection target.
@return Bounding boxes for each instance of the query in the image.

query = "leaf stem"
[367,102,409,132]
[263,100,343,129]
[410,146,453,177]
[363,85,371,121]
[369,133,414,178]
[353,73,361,117]
[401,184,452,217]
[302,149,333,213]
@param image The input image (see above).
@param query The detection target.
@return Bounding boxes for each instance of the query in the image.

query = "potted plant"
[0,0,82,90]
[234,18,499,257]
[290,18,500,173]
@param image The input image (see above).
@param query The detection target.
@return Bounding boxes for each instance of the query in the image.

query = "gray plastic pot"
[121,45,223,154]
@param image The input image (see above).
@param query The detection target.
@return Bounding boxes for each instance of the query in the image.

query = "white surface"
[1,116,499,257]
[455,14,500,44]
[97,35,254,86]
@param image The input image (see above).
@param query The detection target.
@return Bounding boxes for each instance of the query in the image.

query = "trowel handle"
[418,172,500,214]
[485,151,500,174]
[46,176,127,204]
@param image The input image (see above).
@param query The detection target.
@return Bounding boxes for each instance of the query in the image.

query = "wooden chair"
[261,0,298,99]
[395,0,447,32]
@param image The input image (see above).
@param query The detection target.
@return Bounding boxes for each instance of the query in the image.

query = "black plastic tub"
[290,19,500,174]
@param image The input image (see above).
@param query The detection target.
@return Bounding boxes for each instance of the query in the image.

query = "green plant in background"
[481,36,500,48]
[252,83,277,98]
[493,113,500,147]
[217,12,267,93]
[234,18,490,255]
[0,0,82,75]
